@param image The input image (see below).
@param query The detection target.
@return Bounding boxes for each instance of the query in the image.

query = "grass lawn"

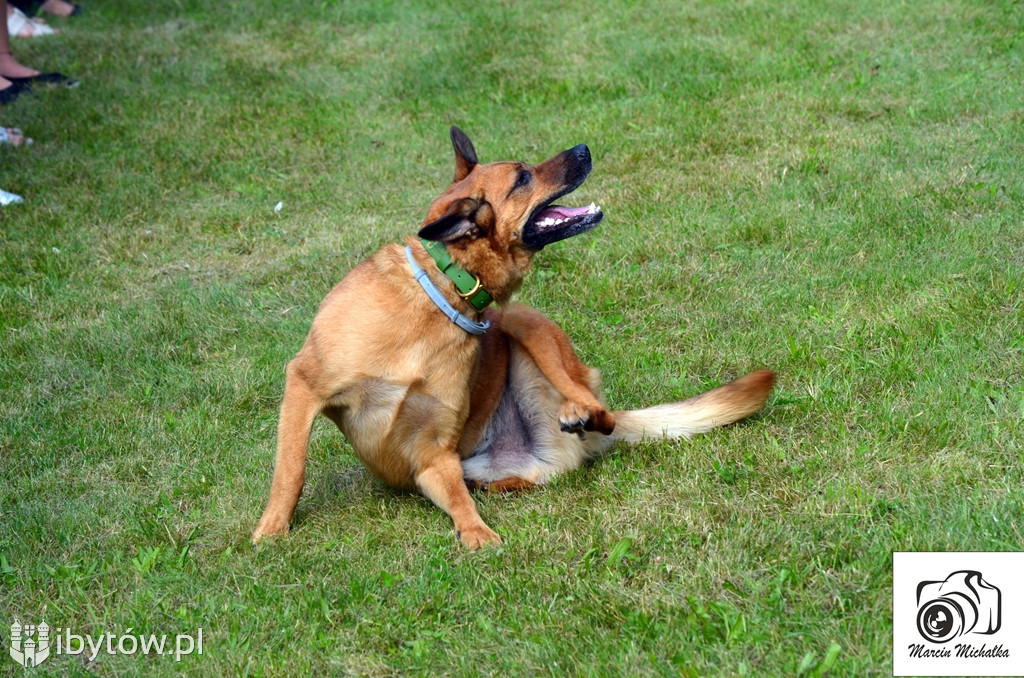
[2,0,1022,675]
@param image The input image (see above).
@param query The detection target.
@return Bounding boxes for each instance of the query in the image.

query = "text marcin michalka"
[908,644,1010,660]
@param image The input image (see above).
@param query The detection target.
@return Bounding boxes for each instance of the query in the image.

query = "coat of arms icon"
[9,619,51,668]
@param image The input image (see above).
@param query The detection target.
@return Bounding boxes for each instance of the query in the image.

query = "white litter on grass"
[0,189,23,206]
[274,201,284,213]
[51,247,60,255]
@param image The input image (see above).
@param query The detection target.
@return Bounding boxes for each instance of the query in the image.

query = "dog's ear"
[419,198,485,243]
[450,126,478,182]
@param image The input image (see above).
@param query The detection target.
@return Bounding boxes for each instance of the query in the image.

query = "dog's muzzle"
[522,144,604,249]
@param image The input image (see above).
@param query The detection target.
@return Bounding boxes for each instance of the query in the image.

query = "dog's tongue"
[524,202,603,249]
[532,204,595,225]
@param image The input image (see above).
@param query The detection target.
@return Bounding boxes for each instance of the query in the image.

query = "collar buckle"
[455,276,484,301]
[419,238,494,311]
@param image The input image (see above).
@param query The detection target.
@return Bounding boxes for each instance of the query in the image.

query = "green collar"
[419,239,494,312]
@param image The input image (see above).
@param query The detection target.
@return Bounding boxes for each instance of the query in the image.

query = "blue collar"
[405,246,491,335]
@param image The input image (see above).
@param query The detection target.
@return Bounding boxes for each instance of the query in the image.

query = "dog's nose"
[569,144,591,165]
[563,144,593,189]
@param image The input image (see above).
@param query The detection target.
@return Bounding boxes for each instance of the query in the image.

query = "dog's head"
[418,127,603,301]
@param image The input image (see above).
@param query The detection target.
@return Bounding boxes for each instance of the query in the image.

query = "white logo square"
[894,552,1024,676]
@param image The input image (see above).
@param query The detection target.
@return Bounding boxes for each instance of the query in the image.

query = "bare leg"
[0,0,41,78]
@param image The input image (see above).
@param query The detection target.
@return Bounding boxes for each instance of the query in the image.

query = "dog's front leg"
[416,452,500,549]
[252,361,322,543]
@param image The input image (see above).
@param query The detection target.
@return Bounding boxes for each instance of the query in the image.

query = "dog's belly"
[333,378,402,437]
[467,382,540,473]
[328,370,477,489]
[461,345,590,484]
[327,378,413,483]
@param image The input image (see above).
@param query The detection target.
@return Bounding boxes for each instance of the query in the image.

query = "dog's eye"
[513,170,532,189]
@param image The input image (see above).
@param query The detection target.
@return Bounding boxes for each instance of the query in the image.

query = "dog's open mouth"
[522,202,603,249]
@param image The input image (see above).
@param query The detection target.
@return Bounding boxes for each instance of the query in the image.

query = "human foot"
[0,50,41,80]
[7,6,59,37]
[0,126,32,146]
[0,52,77,90]
[39,0,82,17]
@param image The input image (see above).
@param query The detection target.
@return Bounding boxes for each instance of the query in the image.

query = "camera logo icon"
[916,570,1002,644]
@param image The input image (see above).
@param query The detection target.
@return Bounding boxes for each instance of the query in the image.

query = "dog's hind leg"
[416,452,501,548]
[380,389,501,549]
[252,361,323,543]
[500,304,615,435]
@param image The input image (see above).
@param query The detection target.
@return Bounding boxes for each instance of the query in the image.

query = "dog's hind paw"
[559,401,615,436]
[456,523,501,549]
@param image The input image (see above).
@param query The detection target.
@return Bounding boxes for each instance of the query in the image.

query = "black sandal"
[4,72,79,90]
[0,82,26,105]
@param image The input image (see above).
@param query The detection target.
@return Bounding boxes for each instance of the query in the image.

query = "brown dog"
[252,127,774,548]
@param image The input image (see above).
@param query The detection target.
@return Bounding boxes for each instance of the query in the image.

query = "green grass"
[2,0,1022,674]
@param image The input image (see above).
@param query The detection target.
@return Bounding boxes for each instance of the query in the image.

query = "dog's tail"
[608,369,775,444]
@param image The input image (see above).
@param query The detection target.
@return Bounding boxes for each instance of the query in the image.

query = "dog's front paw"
[559,401,615,436]
[456,522,502,549]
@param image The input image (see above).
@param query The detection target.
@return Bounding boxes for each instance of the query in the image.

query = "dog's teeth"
[588,202,596,212]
